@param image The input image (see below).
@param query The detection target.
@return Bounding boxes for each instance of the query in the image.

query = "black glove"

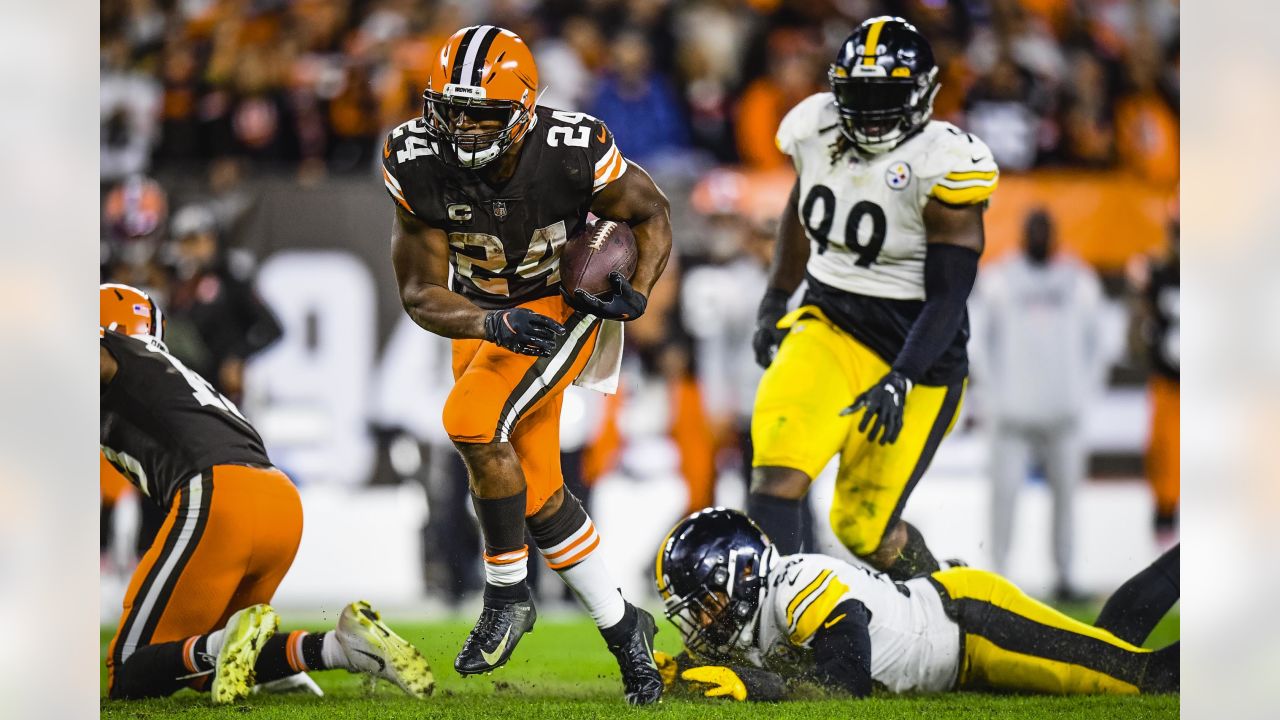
[840,370,912,445]
[572,272,647,320]
[483,308,566,357]
[752,288,790,369]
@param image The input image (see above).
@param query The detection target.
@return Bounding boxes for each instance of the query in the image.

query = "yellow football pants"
[751,306,964,556]
[931,568,1155,694]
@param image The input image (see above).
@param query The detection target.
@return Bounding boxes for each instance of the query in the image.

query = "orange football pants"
[443,294,600,516]
[1147,375,1180,517]
[106,464,303,692]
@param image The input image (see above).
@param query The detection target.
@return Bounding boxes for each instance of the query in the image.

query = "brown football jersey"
[381,106,629,309]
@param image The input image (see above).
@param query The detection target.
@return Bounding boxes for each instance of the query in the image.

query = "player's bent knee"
[442,386,500,444]
[750,466,812,499]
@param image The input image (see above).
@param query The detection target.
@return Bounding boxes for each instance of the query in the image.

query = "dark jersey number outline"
[802,184,887,267]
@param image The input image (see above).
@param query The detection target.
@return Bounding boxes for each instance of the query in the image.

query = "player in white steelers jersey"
[652,509,1179,701]
[748,17,997,579]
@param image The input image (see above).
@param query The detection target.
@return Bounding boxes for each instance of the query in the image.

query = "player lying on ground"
[653,508,1179,701]
[749,16,997,579]
[386,25,669,704]
[101,284,434,703]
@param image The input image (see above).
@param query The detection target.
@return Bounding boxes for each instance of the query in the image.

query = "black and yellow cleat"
[454,599,537,676]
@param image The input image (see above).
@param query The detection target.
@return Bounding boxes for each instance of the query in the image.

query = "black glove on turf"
[752,288,790,369]
[841,370,912,445]
[573,272,648,320]
[484,308,566,357]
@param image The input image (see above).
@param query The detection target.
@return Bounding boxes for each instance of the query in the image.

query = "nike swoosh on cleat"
[480,628,512,667]
[971,156,987,163]
[354,648,387,674]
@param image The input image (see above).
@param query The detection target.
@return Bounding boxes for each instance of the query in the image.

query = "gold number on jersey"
[450,220,568,297]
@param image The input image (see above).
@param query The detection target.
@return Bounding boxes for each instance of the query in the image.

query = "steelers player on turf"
[652,508,1179,701]
[101,284,434,703]
[383,25,669,704]
[749,17,997,577]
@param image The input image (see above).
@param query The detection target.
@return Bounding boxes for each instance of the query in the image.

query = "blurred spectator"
[971,209,1108,602]
[965,54,1042,172]
[162,203,284,402]
[1114,36,1178,188]
[1127,204,1179,546]
[588,31,691,168]
[733,28,822,170]
[101,176,171,297]
[101,32,162,182]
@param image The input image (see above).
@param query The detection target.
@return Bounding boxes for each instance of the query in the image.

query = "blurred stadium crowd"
[103,0,1178,180]
[101,0,1179,604]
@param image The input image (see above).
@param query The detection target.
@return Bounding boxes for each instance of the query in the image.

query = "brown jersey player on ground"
[385,25,670,705]
[100,284,434,704]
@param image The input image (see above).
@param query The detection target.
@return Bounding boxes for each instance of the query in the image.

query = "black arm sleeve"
[805,598,873,698]
[891,243,980,382]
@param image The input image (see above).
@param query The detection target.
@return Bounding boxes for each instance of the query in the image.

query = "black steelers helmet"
[830,16,940,154]
[654,508,771,657]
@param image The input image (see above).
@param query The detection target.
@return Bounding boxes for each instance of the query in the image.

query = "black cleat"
[454,599,536,676]
[607,607,664,706]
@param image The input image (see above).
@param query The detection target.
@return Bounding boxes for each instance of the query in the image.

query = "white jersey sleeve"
[915,122,1000,207]
[756,554,962,694]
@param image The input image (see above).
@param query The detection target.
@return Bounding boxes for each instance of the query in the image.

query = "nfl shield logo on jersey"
[886,162,911,190]
[492,200,508,220]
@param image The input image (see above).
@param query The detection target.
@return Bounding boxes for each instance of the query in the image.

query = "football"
[559,218,637,299]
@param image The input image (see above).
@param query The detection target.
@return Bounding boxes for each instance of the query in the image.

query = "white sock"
[204,628,226,657]
[541,518,625,628]
[484,547,529,586]
[320,631,349,671]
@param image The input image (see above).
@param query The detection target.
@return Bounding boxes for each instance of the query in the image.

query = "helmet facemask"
[422,86,533,169]
[659,551,763,659]
[830,64,939,155]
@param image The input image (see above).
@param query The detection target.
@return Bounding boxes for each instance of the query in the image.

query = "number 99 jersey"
[381,107,629,309]
[777,92,998,301]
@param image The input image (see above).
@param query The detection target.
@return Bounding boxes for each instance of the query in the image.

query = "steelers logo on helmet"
[422,25,540,169]
[885,161,912,190]
[829,16,940,155]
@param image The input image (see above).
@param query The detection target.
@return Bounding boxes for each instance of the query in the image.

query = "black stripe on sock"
[469,27,500,86]
[136,471,213,644]
[949,596,1147,688]
[451,26,480,84]
[885,381,963,529]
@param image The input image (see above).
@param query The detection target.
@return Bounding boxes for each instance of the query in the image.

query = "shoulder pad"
[382,118,433,215]
[917,122,1000,206]
[776,93,838,158]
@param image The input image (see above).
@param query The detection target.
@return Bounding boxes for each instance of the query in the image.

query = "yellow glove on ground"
[654,651,679,688]
[681,666,748,701]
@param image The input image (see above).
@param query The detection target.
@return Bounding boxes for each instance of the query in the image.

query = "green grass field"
[100,607,1179,719]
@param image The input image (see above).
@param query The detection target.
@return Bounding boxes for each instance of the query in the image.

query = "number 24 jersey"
[381,107,629,309]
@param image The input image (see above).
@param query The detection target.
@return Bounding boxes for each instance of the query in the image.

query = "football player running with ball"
[750,17,996,578]
[385,26,670,704]
[653,509,1179,702]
